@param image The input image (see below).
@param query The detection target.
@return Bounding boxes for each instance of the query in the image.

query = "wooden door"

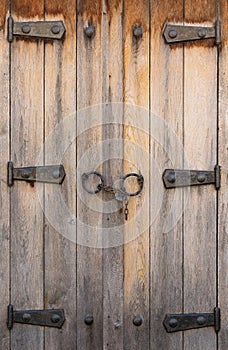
[0,1,227,349]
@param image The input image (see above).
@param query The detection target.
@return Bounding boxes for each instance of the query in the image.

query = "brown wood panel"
[76,1,103,349]
[150,1,184,349]
[184,1,217,349]
[44,1,76,349]
[123,1,149,349]
[218,0,228,348]
[0,1,10,349]
[102,1,124,350]
[10,1,44,349]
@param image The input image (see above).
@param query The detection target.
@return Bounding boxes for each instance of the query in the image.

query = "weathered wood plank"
[0,1,10,349]
[102,1,124,349]
[76,1,103,349]
[44,1,76,349]
[218,0,228,348]
[150,1,184,349]
[184,1,217,349]
[10,1,44,349]
[123,1,149,349]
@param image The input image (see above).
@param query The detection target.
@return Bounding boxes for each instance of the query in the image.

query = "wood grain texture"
[0,1,10,349]
[44,0,76,349]
[10,1,44,349]
[150,1,184,349]
[218,0,228,348]
[102,2,124,350]
[123,1,149,349]
[76,1,103,349]
[184,1,217,349]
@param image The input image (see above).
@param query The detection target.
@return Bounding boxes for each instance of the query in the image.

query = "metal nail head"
[22,24,31,34]
[84,25,95,38]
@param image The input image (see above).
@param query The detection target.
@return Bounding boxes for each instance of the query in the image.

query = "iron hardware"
[163,307,220,333]
[81,172,144,197]
[163,20,221,46]
[84,315,94,325]
[7,15,66,42]
[7,161,66,186]
[84,25,95,38]
[133,316,143,326]
[7,304,65,329]
[163,165,221,189]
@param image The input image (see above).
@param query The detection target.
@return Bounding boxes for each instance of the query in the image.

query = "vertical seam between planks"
[9,0,12,348]
[182,1,185,350]
[148,0,151,349]
[43,1,46,349]
[75,1,77,348]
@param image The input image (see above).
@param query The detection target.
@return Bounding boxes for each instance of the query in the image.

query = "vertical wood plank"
[102,1,124,349]
[123,1,150,349]
[44,1,76,349]
[184,1,217,349]
[0,1,10,349]
[150,1,184,349]
[10,1,44,349]
[77,1,103,349]
[218,0,228,348]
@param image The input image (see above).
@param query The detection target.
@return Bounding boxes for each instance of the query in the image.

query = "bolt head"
[168,30,178,39]
[197,173,206,183]
[168,318,178,328]
[22,313,32,322]
[51,25,61,35]
[133,316,143,326]
[133,27,143,38]
[84,26,95,38]
[197,316,206,325]
[51,314,61,323]
[198,28,207,38]
[22,24,31,34]
[167,172,176,183]
[84,315,93,325]
[52,169,60,179]
[21,169,31,179]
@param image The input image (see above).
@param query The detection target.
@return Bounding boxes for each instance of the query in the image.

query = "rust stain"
[12,0,44,19]
[185,0,216,23]
[105,0,122,18]
[0,0,8,26]
[45,0,76,20]
[151,0,183,32]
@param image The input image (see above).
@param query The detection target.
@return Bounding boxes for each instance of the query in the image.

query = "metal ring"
[81,171,104,194]
[121,173,144,197]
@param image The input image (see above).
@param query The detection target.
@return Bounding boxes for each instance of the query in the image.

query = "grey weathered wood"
[150,1,184,349]
[218,0,228,348]
[0,1,10,349]
[76,1,103,349]
[102,1,124,349]
[123,1,150,349]
[10,1,44,349]
[44,1,77,349]
[183,1,217,349]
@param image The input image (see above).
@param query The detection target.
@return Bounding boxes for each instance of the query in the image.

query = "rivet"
[51,25,60,35]
[22,313,32,322]
[21,24,31,34]
[168,30,178,39]
[197,316,206,325]
[51,314,61,323]
[167,172,176,183]
[84,315,93,325]
[133,316,143,326]
[197,173,206,183]
[198,28,207,38]
[84,25,95,38]
[133,26,143,38]
[52,169,60,179]
[21,169,31,179]
[168,318,178,328]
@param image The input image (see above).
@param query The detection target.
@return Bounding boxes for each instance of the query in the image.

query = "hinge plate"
[7,161,66,186]
[163,307,220,333]
[163,165,221,189]
[7,16,66,42]
[7,304,65,329]
[163,20,221,46]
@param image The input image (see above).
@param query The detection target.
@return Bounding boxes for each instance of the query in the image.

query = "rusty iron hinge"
[7,161,66,186]
[163,165,221,189]
[7,304,65,329]
[163,20,221,46]
[7,15,66,42]
[163,307,220,333]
